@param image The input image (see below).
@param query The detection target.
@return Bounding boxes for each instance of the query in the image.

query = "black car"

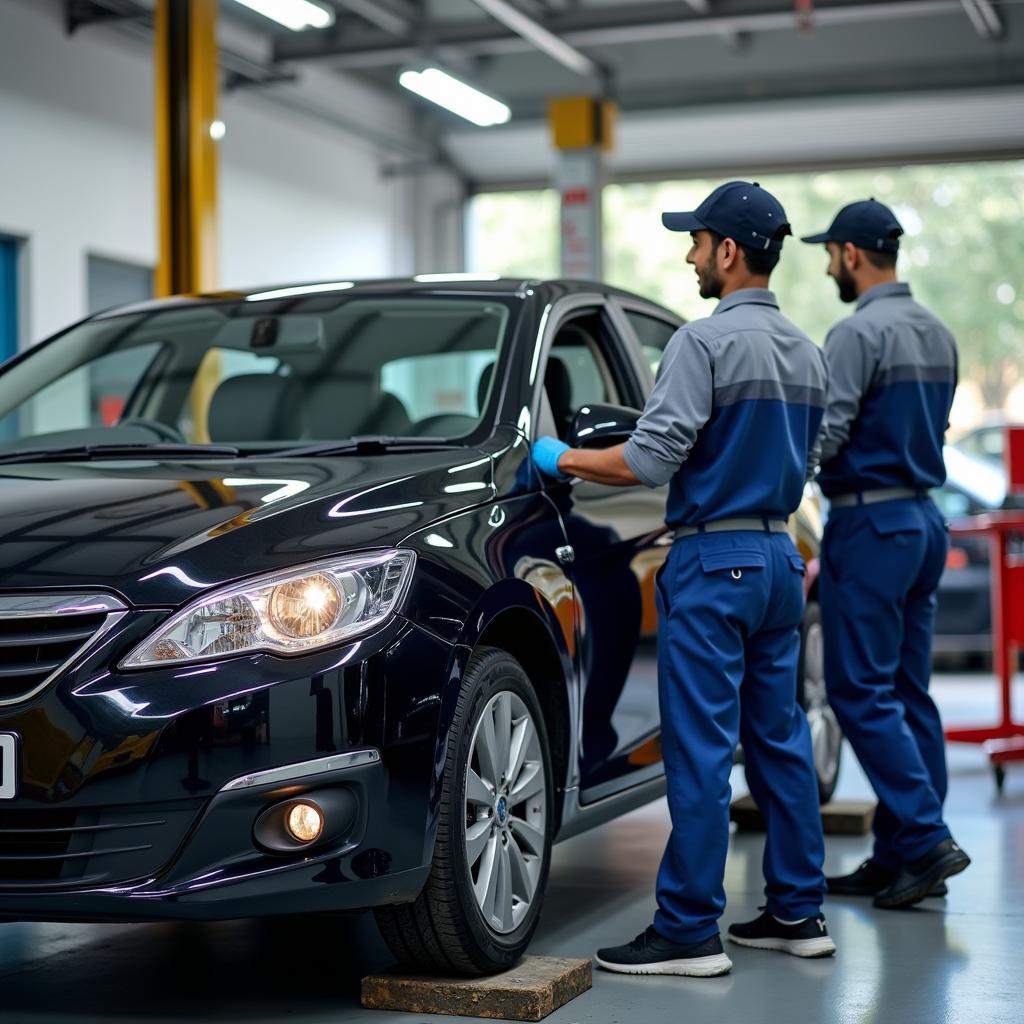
[0,278,836,974]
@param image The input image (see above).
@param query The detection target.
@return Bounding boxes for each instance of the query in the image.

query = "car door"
[533,296,672,803]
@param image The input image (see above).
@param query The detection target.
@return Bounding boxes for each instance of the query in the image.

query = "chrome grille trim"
[0,592,128,708]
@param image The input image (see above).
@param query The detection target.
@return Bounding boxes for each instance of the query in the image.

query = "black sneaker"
[727,911,836,958]
[874,837,970,910]
[826,859,895,896]
[595,926,733,977]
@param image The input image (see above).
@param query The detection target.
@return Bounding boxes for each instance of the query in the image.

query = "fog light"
[286,801,324,843]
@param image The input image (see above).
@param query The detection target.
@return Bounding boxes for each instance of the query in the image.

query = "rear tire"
[374,646,553,975]
[799,601,842,804]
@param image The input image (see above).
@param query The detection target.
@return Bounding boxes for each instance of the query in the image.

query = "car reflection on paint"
[0,277,836,975]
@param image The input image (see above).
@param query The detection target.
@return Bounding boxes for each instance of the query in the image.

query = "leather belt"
[829,487,926,509]
[674,517,789,539]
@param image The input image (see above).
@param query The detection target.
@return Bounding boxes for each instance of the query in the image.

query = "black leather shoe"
[874,838,970,910]
[827,859,895,896]
[595,926,733,977]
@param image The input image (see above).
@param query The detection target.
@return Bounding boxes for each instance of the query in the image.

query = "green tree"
[470,161,1024,412]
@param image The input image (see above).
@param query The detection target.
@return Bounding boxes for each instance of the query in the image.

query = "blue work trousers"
[653,530,826,945]
[820,496,951,867]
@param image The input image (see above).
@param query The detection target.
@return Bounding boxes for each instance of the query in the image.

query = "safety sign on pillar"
[547,97,616,282]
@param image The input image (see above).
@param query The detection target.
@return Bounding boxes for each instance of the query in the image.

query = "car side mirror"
[568,403,642,449]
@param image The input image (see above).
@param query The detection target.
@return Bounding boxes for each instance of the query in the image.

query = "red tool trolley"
[944,426,1024,790]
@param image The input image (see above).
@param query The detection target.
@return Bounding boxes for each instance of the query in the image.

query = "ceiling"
[253,1,1024,114]
[70,1,1024,182]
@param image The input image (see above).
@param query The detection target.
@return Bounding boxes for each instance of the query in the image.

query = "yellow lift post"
[154,0,221,441]
[154,0,220,297]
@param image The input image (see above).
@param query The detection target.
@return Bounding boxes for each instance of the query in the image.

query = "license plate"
[0,733,18,800]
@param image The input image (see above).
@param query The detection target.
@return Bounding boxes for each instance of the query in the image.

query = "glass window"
[180,349,283,442]
[931,487,972,518]
[381,352,495,422]
[0,295,517,453]
[17,343,163,437]
[624,311,679,378]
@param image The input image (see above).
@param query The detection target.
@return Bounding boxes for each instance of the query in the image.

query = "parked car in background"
[0,278,836,975]
[953,418,1024,469]
[932,445,1023,659]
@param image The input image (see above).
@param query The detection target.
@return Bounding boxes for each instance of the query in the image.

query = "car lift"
[945,427,1024,791]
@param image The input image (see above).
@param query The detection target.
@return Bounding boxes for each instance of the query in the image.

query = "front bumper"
[0,610,453,921]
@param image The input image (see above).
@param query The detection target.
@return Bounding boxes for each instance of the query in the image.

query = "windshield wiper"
[0,443,241,466]
[269,436,466,458]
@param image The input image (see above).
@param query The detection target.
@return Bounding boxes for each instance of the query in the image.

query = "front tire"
[374,646,554,975]
[799,601,842,804]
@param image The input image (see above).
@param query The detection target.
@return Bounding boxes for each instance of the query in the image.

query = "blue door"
[0,237,17,365]
[0,237,19,440]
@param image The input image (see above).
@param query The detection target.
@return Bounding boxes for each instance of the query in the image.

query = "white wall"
[0,0,461,348]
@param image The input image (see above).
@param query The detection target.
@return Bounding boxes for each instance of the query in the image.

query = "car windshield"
[0,292,517,456]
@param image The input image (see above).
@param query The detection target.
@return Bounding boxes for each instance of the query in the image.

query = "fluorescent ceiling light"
[246,282,354,301]
[399,69,510,128]
[231,0,335,32]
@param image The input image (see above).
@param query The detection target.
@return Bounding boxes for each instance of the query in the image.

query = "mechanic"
[802,200,970,909]
[532,181,835,977]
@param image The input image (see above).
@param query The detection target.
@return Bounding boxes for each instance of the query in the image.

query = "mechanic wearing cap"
[802,200,970,910]
[532,182,835,977]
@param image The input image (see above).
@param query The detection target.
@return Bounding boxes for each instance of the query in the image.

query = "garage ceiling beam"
[960,0,1005,40]
[273,0,969,67]
[468,0,598,77]
[333,0,417,36]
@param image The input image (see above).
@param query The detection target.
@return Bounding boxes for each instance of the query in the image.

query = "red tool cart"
[944,426,1024,791]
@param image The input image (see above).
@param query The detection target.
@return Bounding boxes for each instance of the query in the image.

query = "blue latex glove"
[532,437,570,480]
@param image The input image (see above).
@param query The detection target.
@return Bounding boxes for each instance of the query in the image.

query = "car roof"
[92,277,682,322]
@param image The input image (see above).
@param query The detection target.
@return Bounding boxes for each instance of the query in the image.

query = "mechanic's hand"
[532,437,571,480]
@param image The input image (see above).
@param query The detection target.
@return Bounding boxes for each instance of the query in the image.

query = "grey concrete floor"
[1,672,1022,1024]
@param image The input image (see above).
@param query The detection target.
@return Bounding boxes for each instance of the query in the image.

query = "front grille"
[0,594,125,705]
[0,799,205,888]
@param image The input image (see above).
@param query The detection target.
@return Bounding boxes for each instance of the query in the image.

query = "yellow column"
[155,0,220,297]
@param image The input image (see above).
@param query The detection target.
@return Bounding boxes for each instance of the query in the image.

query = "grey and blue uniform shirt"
[623,288,828,527]
[817,282,958,498]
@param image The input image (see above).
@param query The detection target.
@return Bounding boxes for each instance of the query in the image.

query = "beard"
[834,261,858,303]
[696,258,724,300]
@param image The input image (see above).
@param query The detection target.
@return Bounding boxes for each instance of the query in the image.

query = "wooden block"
[731,795,876,835]
[361,955,592,1021]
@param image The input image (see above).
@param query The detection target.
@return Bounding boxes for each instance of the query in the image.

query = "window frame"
[528,294,652,442]
[608,297,684,396]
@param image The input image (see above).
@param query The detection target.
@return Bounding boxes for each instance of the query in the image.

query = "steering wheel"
[116,417,187,443]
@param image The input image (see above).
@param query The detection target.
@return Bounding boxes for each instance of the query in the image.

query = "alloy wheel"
[464,690,547,935]
[802,618,842,796]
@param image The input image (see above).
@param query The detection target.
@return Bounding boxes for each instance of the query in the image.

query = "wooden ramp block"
[731,795,876,836]
[361,956,592,1021]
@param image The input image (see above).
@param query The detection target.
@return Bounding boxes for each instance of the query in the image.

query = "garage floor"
[1,672,1021,1024]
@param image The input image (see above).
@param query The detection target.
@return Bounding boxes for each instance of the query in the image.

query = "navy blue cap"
[801,199,904,253]
[662,181,792,253]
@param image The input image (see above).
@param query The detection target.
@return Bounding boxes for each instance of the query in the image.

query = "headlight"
[121,549,416,669]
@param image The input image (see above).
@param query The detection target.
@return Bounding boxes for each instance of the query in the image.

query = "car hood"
[0,450,495,606]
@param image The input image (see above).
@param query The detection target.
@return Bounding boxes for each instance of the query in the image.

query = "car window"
[623,311,679,379]
[181,348,283,443]
[0,296,517,452]
[931,486,973,518]
[10,342,163,437]
[381,351,495,421]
